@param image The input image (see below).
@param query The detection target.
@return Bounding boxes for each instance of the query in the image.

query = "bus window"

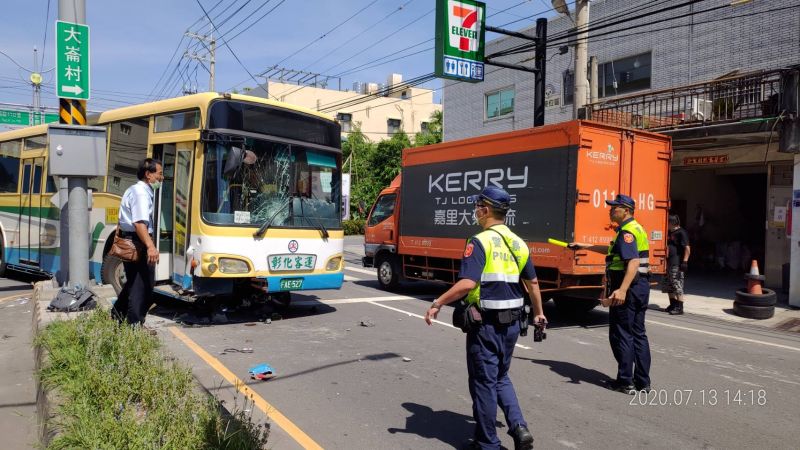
[107,118,148,196]
[0,140,22,192]
[32,164,43,194]
[24,135,46,151]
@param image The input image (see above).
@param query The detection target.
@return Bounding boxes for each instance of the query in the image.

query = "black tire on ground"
[734,288,776,307]
[376,254,401,291]
[553,296,599,315]
[732,301,775,320]
[0,235,7,278]
[270,292,291,309]
[101,254,126,295]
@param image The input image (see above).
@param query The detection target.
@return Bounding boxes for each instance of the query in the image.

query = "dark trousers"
[467,320,527,449]
[608,278,652,387]
[112,254,155,325]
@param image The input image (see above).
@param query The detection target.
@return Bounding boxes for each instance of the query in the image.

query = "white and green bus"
[0,93,345,305]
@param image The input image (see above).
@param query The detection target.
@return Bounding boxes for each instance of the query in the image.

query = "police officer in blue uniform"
[425,186,546,450]
[569,194,652,394]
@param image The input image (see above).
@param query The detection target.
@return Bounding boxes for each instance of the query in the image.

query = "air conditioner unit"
[685,98,713,121]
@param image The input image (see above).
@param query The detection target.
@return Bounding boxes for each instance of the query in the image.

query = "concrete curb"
[32,280,116,448]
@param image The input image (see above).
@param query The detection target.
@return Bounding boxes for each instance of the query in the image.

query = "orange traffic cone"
[746,260,763,295]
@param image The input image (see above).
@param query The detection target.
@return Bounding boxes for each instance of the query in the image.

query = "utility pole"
[57,0,90,288]
[185,31,216,92]
[573,0,589,119]
[31,47,43,126]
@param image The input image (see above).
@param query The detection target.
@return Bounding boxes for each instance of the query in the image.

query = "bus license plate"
[279,278,303,290]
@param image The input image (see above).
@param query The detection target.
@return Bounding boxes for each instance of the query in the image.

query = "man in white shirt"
[111,158,163,325]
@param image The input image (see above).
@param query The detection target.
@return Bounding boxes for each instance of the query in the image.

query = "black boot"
[511,425,534,450]
[669,301,684,315]
[665,299,676,313]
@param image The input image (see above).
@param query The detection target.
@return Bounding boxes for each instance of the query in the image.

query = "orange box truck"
[362,120,671,312]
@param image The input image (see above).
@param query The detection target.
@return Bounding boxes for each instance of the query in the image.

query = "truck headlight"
[326,256,342,271]
[218,258,250,274]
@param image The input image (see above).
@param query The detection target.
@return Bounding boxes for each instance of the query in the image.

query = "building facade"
[249,74,441,141]
[443,0,800,294]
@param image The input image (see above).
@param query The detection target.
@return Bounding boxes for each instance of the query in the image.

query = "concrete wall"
[444,0,800,141]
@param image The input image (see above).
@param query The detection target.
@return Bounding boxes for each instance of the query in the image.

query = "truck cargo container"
[363,120,671,311]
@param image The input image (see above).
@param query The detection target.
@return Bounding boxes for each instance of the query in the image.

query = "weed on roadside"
[36,310,269,449]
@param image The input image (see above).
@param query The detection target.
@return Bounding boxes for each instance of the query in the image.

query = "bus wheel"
[101,254,126,295]
[270,292,291,310]
[0,236,7,277]
[376,254,400,291]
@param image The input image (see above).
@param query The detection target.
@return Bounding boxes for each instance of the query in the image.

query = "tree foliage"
[344,110,443,220]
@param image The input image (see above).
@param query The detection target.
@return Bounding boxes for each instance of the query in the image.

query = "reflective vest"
[464,225,530,310]
[606,218,650,274]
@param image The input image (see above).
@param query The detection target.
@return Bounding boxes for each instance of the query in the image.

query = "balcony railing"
[586,69,789,132]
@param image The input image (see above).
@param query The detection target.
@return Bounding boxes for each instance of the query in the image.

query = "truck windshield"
[201,137,341,229]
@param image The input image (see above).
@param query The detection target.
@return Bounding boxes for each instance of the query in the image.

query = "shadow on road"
[516,357,613,389]
[148,292,337,326]
[387,402,493,449]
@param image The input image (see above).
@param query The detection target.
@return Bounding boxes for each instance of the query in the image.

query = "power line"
[273,0,383,70]
[194,0,263,96]
[40,0,53,70]
[218,0,286,44]
[297,0,417,72]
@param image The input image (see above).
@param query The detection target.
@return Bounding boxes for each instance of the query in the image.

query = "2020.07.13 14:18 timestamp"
[629,389,767,407]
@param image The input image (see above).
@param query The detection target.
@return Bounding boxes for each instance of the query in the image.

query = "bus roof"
[0,92,334,141]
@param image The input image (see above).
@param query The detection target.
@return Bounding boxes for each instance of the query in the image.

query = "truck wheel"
[376,254,400,291]
[734,288,776,307]
[101,254,126,295]
[554,296,598,315]
[732,301,774,320]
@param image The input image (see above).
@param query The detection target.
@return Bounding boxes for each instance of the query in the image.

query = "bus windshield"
[201,137,342,229]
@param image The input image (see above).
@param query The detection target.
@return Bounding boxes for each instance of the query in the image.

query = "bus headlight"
[326,256,342,271]
[218,258,250,274]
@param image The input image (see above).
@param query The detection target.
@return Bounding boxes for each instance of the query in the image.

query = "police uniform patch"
[464,243,474,257]
[623,233,634,244]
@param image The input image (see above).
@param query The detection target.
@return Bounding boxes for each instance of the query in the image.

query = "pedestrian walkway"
[0,284,37,450]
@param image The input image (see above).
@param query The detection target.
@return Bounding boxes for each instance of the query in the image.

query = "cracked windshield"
[202,138,341,229]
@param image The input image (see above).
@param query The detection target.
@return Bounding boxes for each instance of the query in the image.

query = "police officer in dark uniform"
[569,194,652,394]
[425,186,546,450]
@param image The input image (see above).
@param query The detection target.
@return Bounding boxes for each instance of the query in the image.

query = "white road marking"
[292,295,418,306]
[367,301,533,350]
[343,275,359,282]
[647,319,800,353]
[344,266,377,276]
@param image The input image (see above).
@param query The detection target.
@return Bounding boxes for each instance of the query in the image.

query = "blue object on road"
[248,363,275,380]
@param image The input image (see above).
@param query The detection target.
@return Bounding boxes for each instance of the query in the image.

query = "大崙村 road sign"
[55,20,90,100]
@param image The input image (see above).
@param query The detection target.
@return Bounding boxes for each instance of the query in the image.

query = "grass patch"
[35,310,270,449]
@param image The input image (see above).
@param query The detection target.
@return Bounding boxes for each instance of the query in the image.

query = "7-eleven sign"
[435,0,486,82]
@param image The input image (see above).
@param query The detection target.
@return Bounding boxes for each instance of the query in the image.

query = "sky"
[0,0,561,126]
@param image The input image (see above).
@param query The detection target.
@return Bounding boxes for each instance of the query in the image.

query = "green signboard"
[55,20,90,100]
[434,0,486,83]
[0,110,59,126]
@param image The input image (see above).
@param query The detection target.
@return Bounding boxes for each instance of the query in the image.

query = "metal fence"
[587,69,788,132]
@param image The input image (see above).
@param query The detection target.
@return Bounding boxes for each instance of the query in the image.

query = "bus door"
[17,157,45,266]
[153,142,193,287]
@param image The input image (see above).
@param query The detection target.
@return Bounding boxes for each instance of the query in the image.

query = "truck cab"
[363,175,401,289]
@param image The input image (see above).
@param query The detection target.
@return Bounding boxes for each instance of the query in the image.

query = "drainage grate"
[773,318,800,333]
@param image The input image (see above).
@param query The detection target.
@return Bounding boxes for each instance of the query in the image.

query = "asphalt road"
[0,274,37,449]
[149,237,800,450]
